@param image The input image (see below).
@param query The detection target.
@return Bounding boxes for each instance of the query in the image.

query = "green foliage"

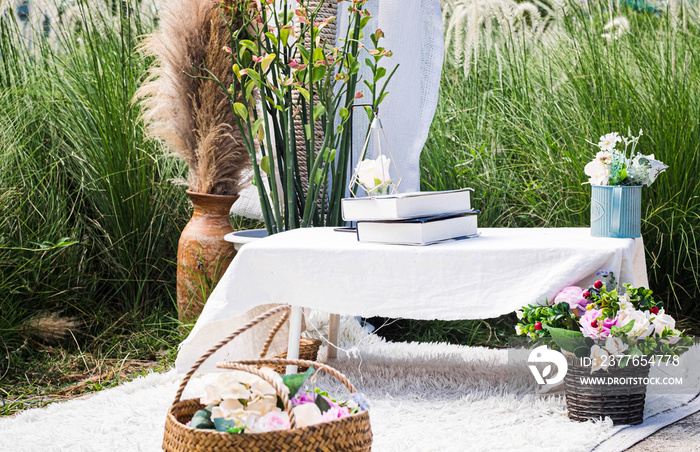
[422,2,700,322]
[0,0,188,395]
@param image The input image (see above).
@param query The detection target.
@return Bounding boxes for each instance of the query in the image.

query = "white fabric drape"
[176,227,649,372]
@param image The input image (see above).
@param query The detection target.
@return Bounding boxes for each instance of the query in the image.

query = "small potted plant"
[515,271,690,424]
[584,130,667,238]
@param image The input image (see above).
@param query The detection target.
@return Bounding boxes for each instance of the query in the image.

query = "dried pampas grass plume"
[21,312,80,343]
[134,0,250,195]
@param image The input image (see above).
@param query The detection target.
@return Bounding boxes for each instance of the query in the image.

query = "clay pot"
[177,190,239,322]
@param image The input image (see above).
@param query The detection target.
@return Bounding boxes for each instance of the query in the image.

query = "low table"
[175,227,648,374]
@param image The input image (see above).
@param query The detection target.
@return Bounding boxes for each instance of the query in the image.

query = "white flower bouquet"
[584,130,668,187]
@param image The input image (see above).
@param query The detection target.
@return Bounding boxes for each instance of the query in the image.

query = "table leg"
[286,306,303,374]
[328,313,339,359]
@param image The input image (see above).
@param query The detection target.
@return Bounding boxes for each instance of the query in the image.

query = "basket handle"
[217,358,359,429]
[259,309,290,359]
[171,305,291,408]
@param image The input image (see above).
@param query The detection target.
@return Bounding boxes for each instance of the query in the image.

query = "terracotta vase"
[177,190,239,322]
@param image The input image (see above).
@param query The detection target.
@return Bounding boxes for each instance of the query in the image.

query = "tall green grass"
[422,2,700,322]
[0,0,188,381]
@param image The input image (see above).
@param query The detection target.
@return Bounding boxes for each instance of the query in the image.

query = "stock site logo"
[527,345,568,385]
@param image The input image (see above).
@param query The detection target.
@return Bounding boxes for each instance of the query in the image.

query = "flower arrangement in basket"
[163,306,372,451]
[515,271,692,424]
[189,366,368,434]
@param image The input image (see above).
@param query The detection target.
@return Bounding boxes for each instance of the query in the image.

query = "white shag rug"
[2,316,699,452]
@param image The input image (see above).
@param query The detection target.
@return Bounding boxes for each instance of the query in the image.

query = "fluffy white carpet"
[2,317,698,452]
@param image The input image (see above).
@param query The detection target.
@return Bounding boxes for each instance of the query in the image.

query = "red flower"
[591,320,598,328]
[534,322,542,331]
[594,280,603,289]
[650,306,660,315]
[582,291,591,299]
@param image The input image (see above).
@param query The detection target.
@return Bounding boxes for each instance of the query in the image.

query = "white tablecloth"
[176,227,647,372]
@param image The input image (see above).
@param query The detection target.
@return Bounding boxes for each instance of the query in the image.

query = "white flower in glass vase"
[356,155,392,196]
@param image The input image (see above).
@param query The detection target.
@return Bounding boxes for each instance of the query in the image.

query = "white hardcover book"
[355,211,479,245]
[341,189,472,221]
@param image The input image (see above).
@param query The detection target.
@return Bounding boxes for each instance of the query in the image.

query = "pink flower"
[254,411,290,432]
[289,60,306,71]
[291,391,316,406]
[554,286,588,314]
[252,55,264,63]
[580,309,618,339]
[321,406,350,422]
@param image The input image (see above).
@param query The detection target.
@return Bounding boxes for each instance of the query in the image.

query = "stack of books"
[341,189,479,245]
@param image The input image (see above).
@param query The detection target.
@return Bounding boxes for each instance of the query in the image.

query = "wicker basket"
[163,305,372,451]
[258,308,321,374]
[564,355,650,425]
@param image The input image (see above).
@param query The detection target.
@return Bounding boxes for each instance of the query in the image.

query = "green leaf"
[213,417,237,432]
[297,86,310,102]
[364,58,375,71]
[190,409,215,430]
[265,32,278,46]
[312,47,325,62]
[304,124,312,140]
[314,394,331,413]
[227,426,245,434]
[339,107,349,120]
[363,80,375,95]
[628,346,644,356]
[252,118,265,141]
[239,40,257,52]
[312,65,327,82]
[619,320,635,334]
[543,325,584,354]
[245,80,256,104]
[233,102,248,119]
[360,16,371,29]
[280,27,290,46]
[281,367,315,398]
[373,66,386,82]
[313,103,326,121]
[323,148,336,162]
[296,45,311,64]
[261,53,276,73]
[260,155,271,175]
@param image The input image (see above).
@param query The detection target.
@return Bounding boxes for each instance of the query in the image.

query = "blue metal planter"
[591,185,642,238]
